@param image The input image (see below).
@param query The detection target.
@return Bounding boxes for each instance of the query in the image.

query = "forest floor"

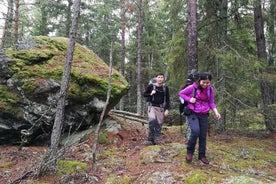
[0,113,276,184]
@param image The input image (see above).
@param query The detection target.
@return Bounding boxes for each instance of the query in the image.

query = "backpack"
[179,73,199,115]
[149,77,157,86]
[147,77,166,108]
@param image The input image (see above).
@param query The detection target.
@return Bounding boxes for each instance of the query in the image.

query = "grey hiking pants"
[147,105,164,141]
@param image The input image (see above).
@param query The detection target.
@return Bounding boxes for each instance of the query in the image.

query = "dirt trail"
[0,115,275,184]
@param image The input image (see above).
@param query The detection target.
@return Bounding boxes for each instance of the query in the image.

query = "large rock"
[0,36,129,145]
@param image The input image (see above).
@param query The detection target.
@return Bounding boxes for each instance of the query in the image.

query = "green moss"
[6,58,26,75]
[10,50,54,64]
[222,176,264,184]
[97,149,115,159]
[106,173,132,184]
[3,36,129,107]
[21,78,37,94]
[98,131,108,145]
[0,162,15,168]
[139,146,161,165]
[184,170,208,184]
[30,182,50,184]
[68,83,82,96]
[208,137,276,178]
[56,160,87,176]
[182,168,225,184]
[36,36,67,51]
[0,85,20,115]
[0,85,18,104]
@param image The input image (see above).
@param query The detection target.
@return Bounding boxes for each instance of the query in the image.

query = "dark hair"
[155,73,164,77]
[198,72,212,81]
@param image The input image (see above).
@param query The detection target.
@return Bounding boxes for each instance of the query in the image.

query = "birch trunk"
[48,0,82,165]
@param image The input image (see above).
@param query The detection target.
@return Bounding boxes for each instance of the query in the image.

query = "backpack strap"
[162,84,166,109]
[149,84,167,110]
[192,87,197,110]
[192,87,197,98]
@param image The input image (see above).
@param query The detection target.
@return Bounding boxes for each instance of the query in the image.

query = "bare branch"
[91,42,113,170]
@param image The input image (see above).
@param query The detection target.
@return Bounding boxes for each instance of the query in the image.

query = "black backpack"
[179,73,199,115]
[146,77,166,107]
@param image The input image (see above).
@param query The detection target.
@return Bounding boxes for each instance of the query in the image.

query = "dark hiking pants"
[187,113,209,159]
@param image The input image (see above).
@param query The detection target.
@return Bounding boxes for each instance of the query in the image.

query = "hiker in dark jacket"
[179,72,221,164]
[143,73,170,145]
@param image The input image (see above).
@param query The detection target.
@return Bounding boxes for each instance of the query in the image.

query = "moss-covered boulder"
[0,36,129,145]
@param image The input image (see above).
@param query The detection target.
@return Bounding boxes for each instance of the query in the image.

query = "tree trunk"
[48,0,82,165]
[65,0,73,37]
[92,42,113,170]
[1,0,14,49]
[267,0,276,66]
[187,0,198,74]
[254,4,267,60]
[119,0,126,111]
[136,0,143,115]
[215,0,228,134]
[14,0,19,49]
[40,1,49,36]
[254,2,275,132]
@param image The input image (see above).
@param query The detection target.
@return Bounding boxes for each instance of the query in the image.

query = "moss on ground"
[184,169,208,184]
[0,161,15,168]
[105,173,132,184]
[56,159,87,176]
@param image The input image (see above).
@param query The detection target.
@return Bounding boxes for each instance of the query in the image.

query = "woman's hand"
[190,97,196,103]
[213,108,221,120]
[215,112,221,120]
[164,109,169,117]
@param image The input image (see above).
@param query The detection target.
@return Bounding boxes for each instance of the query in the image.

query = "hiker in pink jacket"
[179,72,221,164]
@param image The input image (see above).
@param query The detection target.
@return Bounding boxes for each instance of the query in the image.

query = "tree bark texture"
[254,2,275,132]
[48,0,81,164]
[1,0,14,49]
[136,0,143,115]
[120,0,126,77]
[254,4,267,61]
[218,0,227,45]
[119,0,126,111]
[187,0,198,74]
[267,0,276,66]
[65,0,73,37]
[14,0,19,49]
[92,43,113,169]
[215,0,228,134]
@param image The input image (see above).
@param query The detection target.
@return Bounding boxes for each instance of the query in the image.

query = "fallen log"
[109,110,148,125]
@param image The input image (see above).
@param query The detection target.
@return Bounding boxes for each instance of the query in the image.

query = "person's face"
[156,75,164,84]
[199,79,210,89]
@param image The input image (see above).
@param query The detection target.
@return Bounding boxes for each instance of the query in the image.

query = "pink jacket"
[178,83,216,114]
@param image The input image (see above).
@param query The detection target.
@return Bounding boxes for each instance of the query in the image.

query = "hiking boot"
[148,132,154,141]
[185,154,193,163]
[148,137,153,142]
[199,157,209,164]
[152,138,160,145]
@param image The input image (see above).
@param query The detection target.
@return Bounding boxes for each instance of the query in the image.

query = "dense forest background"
[1,0,275,134]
